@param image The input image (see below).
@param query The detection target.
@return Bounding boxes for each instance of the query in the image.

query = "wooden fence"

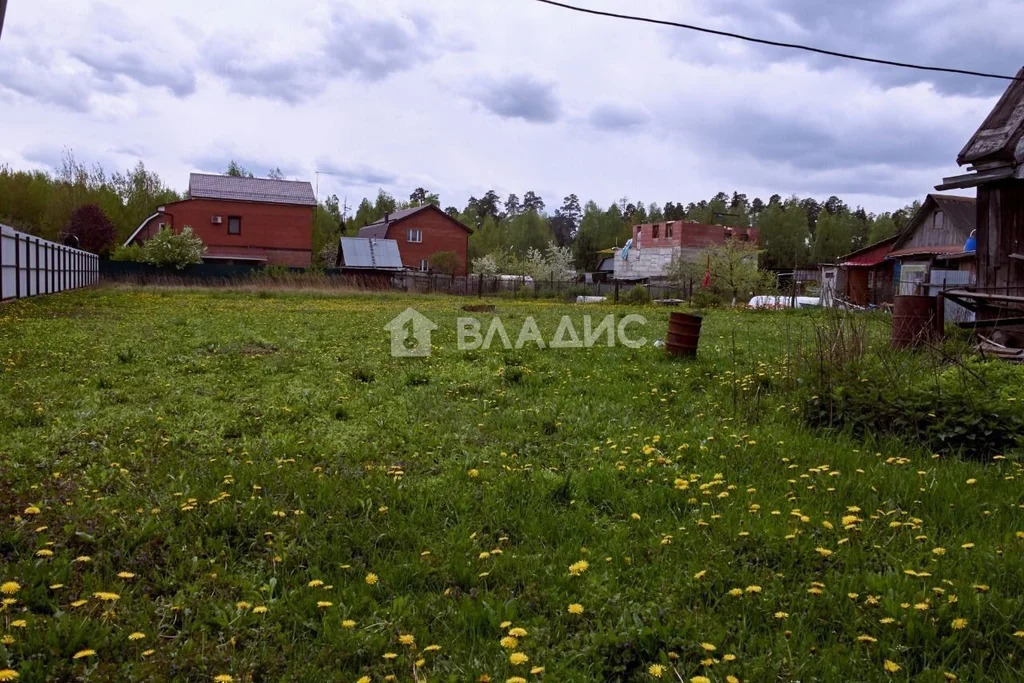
[0,223,99,301]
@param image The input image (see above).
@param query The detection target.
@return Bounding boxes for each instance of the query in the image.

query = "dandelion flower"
[0,582,20,595]
[568,603,584,614]
[424,644,441,652]
[128,632,146,641]
[253,606,268,614]
[700,642,716,652]
[23,506,40,515]
[316,601,333,609]
[857,634,877,643]
[884,660,901,673]
[93,592,120,602]
[35,549,53,558]
[500,636,519,649]
[382,652,398,660]
[530,667,544,674]
[236,601,251,610]
[745,585,762,593]
[365,573,379,586]
[506,678,527,683]
[10,620,27,629]
[117,572,136,579]
[568,560,589,576]
[213,676,234,683]
[0,670,18,681]
[357,678,371,683]
[399,634,415,646]
[691,677,711,683]
[648,664,664,678]
[342,619,356,628]
[72,649,96,660]
[508,627,527,637]
[142,649,155,657]
[932,547,946,556]
[951,618,968,630]
[815,547,833,557]
[509,652,529,665]
[775,611,789,619]
[308,579,324,588]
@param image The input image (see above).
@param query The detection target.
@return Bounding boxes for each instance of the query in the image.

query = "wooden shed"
[937,66,1024,323]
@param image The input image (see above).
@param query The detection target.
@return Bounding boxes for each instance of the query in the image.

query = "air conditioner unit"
[211,216,223,224]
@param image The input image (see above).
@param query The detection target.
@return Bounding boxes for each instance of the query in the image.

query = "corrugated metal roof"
[339,237,404,270]
[189,173,316,206]
[888,245,973,259]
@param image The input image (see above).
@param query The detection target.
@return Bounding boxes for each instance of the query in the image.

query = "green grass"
[1,287,1023,682]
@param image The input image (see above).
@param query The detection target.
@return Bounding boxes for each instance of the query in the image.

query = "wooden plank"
[956,316,1024,329]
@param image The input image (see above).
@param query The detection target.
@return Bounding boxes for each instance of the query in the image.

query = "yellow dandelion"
[236,601,251,610]
[568,560,589,576]
[857,634,877,643]
[10,620,27,628]
[745,585,762,593]
[700,642,716,652]
[142,649,155,657]
[23,506,40,515]
[568,603,584,614]
[35,549,53,558]
[506,678,527,683]
[691,677,711,683]
[356,678,371,683]
[0,582,20,595]
[530,666,544,674]
[815,547,833,557]
[213,676,234,683]
[365,573,379,586]
[316,601,333,609]
[775,611,789,619]
[72,649,97,660]
[92,592,120,602]
[884,660,901,673]
[253,606,268,614]
[382,652,398,660]
[508,627,527,637]
[308,579,324,588]
[70,599,87,608]
[932,547,946,556]
[649,663,664,678]
[399,634,415,646]
[117,572,136,579]
[0,670,18,681]
[500,636,519,649]
[342,619,356,628]
[951,618,968,630]
[73,556,92,563]
[128,632,146,641]
[424,644,441,652]
[694,570,707,580]
[509,652,529,665]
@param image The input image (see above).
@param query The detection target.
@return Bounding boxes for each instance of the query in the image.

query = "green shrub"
[142,226,205,269]
[689,289,722,308]
[803,358,1024,459]
[110,243,144,262]
[620,285,650,304]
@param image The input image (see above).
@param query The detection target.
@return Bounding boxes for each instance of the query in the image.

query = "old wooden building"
[937,66,1024,310]
[887,194,976,295]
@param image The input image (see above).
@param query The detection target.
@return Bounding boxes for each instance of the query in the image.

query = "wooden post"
[614,280,620,303]
[478,272,483,298]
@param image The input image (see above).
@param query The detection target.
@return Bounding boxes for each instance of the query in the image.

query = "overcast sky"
[1,0,1020,214]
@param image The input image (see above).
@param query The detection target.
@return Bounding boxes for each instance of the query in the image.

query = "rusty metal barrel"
[891,295,936,349]
[666,312,702,357]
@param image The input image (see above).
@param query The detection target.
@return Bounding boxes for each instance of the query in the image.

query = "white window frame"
[407,228,423,243]
[419,259,429,272]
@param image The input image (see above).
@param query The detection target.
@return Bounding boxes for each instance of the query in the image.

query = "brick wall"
[632,221,759,249]
[131,198,313,267]
[388,209,470,276]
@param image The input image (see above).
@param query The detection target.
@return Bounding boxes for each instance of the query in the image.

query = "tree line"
[1,153,920,269]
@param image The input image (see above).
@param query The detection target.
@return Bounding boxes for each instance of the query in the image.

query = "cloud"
[588,103,651,131]
[314,162,399,187]
[324,10,443,81]
[189,151,302,179]
[472,74,561,123]
[202,40,313,104]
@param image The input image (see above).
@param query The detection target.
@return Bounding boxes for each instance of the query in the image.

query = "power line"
[533,0,1022,83]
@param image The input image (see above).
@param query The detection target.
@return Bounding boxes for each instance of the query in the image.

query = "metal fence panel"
[0,223,99,301]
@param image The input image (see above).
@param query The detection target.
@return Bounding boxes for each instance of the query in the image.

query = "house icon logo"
[385,308,438,357]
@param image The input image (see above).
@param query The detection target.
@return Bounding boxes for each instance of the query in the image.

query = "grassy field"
[1,287,1023,682]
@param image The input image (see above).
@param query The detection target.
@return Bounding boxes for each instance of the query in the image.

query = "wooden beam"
[957,316,1024,330]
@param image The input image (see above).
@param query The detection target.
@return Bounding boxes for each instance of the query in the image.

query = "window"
[228,216,241,235]
[652,224,660,238]
[419,259,429,272]
[666,222,674,238]
[408,228,423,243]
[932,211,944,230]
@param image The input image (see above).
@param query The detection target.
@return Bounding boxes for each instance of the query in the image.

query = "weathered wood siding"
[977,180,1024,294]
[901,204,968,250]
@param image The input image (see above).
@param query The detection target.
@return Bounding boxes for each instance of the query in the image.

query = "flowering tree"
[524,243,576,281]
[141,226,205,269]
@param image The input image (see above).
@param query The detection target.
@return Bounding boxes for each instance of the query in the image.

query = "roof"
[596,256,615,271]
[888,245,973,259]
[957,66,1024,168]
[123,212,161,246]
[188,173,316,206]
[339,237,404,270]
[838,235,899,267]
[357,204,472,238]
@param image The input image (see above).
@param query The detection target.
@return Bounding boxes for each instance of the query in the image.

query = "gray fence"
[0,223,99,301]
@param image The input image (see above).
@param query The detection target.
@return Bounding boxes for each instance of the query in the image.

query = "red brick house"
[357,205,471,276]
[124,173,316,267]
[615,220,760,280]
